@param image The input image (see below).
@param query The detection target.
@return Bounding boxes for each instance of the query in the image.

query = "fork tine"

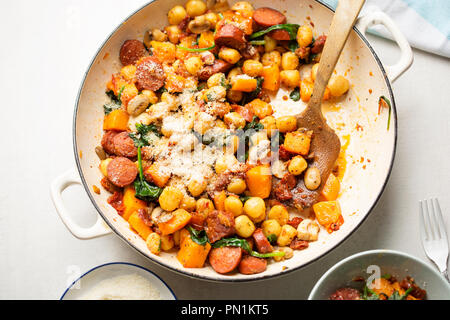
[419,200,429,240]
[426,198,438,240]
[424,199,436,240]
[433,198,448,240]
[430,198,442,239]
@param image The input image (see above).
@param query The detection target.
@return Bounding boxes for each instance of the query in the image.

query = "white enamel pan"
[50,0,413,281]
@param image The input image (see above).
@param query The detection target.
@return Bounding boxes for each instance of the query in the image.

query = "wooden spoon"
[292,0,365,209]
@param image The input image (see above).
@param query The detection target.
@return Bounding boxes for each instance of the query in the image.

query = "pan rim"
[72,0,398,283]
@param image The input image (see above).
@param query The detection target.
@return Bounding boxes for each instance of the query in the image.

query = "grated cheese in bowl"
[80,273,161,300]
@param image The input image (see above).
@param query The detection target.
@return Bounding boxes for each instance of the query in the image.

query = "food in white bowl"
[81,273,161,300]
[61,262,176,300]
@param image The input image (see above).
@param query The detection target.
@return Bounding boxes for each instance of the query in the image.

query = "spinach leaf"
[288,40,299,52]
[239,195,251,203]
[289,87,300,101]
[362,285,380,300]
[103,102,121,115]
[187,225,209,246]
[250,24,300,40]
[212,237,252,253]
[244,116,264,131]
[106,90,121,104]
[242,77,264,105]
[134,146,163,201]
[266,234,277,244]
[212,237,285,259]
[388,288,413,300]
[129,123,161,147]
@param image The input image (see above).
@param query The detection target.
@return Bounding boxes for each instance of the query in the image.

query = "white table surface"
[1,0,449,300]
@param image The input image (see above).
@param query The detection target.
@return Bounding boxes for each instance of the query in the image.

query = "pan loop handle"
[356,11,413,82]
[50,168,112,239]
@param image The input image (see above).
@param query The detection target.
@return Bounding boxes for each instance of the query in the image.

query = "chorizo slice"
[112,132,138,158]
[119,39,148,66]
[135,56,165,91]
[106,157,138,187]
[311,35,326,54]
[239,256,267,275]
[205,210,235,243]
[214,24,247,50]
[198,59,233,80]
[253,7,287,28]
[209,247,242,274]
[329,288,361,300]
[289,237,309,250]
[269,29,291,41]
[101,130,119,155]
[252,228,273,253]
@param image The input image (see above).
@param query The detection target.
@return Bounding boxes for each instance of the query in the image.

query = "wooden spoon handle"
[309,0,365,109]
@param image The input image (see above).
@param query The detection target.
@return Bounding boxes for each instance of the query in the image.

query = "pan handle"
[356,11,413,82]
[50,169,112,239]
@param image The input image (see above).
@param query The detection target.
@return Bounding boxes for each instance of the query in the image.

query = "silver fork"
[419,198,450,282]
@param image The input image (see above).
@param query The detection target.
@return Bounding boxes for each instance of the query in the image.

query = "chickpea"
[204,12,218,26]
[261,51,281,66]
[188,177,207,196]
[215,154,238,174]
[280,70,301,87]
[120,65,136,81]
[227,67,243,83]
[273,247,294,261]
[215,119,228,129]
[159,186,183,211]
[224,196,244,216]
[264,35,277,52]
[250,131,268,146]
[297,25,313,47]
[311,63,319,81]
[224,135,239,154]
[180,195,197,212]
[99,158,112,177]
[204,85,227,102]
[227,177,247,194]
[185,0,207,17]
[304,166,321,190]
[262,219,282,238]
[168,5,187,25]
[196,198,215,215]
[235,215,256,238]
[224,112,246,129]
[243,197,266,223]
[277,224,297,246]
[242,59,263,77]
[288,155,308,175]
[160,234,174,251]
[231,1,254,15]
[297,219,320,241]
[260,116,276,137]
[275,116,297,133]
[152,28,168,42]
[188,15,211,34]
[165,25,182,44]
[268,205,289,226]
[281,51,299,70]
[227,90,243,103]
[146,232,161,255]
[219,47,241,64]
[207,73,226,88]
[184,56,203,75]
[141,90,158,104]
[328,75,349,97]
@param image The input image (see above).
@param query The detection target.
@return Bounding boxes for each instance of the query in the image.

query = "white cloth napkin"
[323,0,450,58]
